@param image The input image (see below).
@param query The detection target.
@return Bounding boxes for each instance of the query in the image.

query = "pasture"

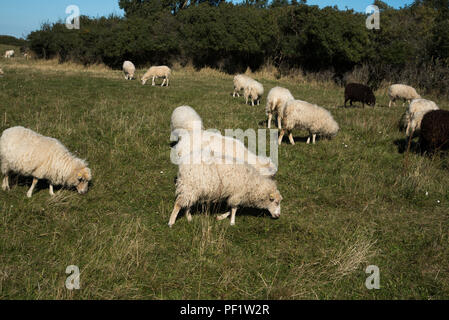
[0,47,448,299]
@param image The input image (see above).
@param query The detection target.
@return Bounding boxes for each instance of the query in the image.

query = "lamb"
[388,84,421,108]
[344,83,376,108]
[0,126,92,198]
[419,110,449,154]
[244,79,264,106]
[170,105,204,132]
[233,74,252,98]
[123,61,136,80]
[168,152,282,227]
[266,87,294,129]
[4,50,14,59]
[405,99,439,138]
[141,66,171,86]
[279,100,339,145]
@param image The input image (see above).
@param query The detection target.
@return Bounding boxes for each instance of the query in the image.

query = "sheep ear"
[270,193,276,201]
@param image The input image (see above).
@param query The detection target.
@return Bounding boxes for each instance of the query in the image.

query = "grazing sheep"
[141,66,171,86]
[4,50,14,59]
[170,105,204,132]
[0,126,92,198]
[344,83,376,108]
[419,110,449,154]
[244,79,264,106]
[173,129,277,177]
[279,100,339,145]
[233,74,252,97]
[168,152,283,227]
[388,84,421,108]
[266,87,294,129]
[405,99,439,138]
[123,61,136,80]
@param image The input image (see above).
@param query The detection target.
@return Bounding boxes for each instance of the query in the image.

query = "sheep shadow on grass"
[394,138,421,154]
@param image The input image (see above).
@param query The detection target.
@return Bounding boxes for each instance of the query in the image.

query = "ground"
[0,44,448,299]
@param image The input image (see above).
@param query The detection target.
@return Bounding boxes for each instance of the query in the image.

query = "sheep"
[168,151,283,227]
[388,84,421,108]
[419,110,449,154]
[279,100,339,145]
[344,83,376,108]
[4,50,14,59]
[266,87,294,129]
[244,79,264,106]
[141,66,171,86]
[170,105,204,132]
[173,129,278,177]
[233,74,252,98]
[123,61,136,80]
[0,126,92,198]
[405,99,439,138]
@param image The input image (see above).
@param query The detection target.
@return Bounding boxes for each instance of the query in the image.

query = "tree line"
[26,0,449,95]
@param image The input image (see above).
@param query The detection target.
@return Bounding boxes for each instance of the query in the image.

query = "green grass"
[0,55,448,300]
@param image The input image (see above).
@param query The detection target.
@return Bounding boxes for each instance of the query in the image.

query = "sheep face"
[70,167,92,194]
[266,191,282,219]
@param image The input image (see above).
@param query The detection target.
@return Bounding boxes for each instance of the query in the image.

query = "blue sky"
[0,0,415,39]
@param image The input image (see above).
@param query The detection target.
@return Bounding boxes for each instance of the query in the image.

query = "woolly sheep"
[168,151,283,227]
[266,87,294,129]
[141,66,171,86]
[173,129,278,177]
[344,83,376,108]
[279,100,339,145]
[388,84,421,108]
[233,74,252,98]
[4,50,14,59]
[419,110,449,154]
[244,79,264,106]
[123,61,136,80]
[405,99,439,138]
[0,126,92,198]
[170,105,204,132]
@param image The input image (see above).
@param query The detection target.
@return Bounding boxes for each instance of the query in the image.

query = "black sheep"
[419,110,449,154]
[344,83,376,108]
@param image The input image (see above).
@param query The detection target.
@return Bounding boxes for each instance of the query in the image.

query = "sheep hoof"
[230,222,235,226]
[168,223,174,228]
[26,192,32,198]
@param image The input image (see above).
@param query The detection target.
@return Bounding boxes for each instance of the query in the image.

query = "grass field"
[0,45,449,300]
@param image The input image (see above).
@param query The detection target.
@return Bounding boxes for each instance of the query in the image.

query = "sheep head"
[69,167,92,194]
[266,190,282,219]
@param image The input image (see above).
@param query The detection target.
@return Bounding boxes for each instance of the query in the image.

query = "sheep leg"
[168,202,182,227]
[389,100,392,108]
[277,116,282,130]
[161,78,166,87]
[230,207,238,226]
[267,114,272,129]
[2,175,10,191]
[185,208,192,223]
[166,78,169,87]
[152,77,156,86]
[252,99,255,107]
[278,130,285,145]
[288,132,295,145]
[49,184,55,196]
[307,136,311,144]
[313,134,317,145]
[27,178,38,198]
[216,212,231,221]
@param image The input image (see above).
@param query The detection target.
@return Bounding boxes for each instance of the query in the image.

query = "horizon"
[0,0,414,39]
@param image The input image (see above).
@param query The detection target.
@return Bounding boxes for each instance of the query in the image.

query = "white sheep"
[279,100,339,145]
[0,126,92,198]
[123,61,136,80]
[173,129,278,177]
[233,74,252,97]
[4,50,14,59]
[141,66,171,86]
[170,106,204,132]
[388,84,421,107]
[405,98,439,138]
[168,151,283,227]
[244,79,264,106]
[266,87,294,129]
